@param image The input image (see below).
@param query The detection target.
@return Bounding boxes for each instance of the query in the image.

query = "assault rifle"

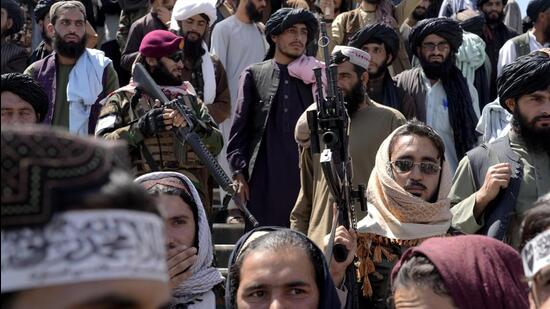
[133,63,259,228]
[307,22,366,309]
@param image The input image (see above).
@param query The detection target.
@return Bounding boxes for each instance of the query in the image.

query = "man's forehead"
[189,14,207,22]
[288,23,308,30]
[56,7,86,20]
[1,92,34,109]
[422,34,447,43]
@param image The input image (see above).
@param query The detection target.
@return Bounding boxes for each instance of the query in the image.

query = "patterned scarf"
[356,126,453,296]
[135,172,224,307]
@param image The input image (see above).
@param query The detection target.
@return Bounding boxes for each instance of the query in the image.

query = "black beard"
[148,62,182,86]
[419,53,454,80]
[512,106,550,154]
[412,8,427,21]
[184,35,205,61]
[343,80,365,117]
[544,23,550,43]
[246,1,263,22]
[484,11,504,25]
[53,32,86,59]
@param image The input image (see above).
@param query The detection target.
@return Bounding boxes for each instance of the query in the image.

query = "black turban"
[34,0,56,22]
[1,0,24,36]
[527,0,550,22]
[409,17,463,57]
[1,73,49,122]
[497,52,550,112]
[459,15,486,38]
[264,8,319,60]
[477,0,507,8]
[348,23,399,65]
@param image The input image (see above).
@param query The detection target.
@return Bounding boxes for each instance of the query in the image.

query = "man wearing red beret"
[96,30,223,214]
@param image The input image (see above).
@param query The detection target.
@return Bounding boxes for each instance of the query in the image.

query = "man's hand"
[156,6,172,25]
[474,163,512,220]
[233,173,250,202]
[167,246,198,289]
[325,226,358,287]
[163,108,187,131]
[137,107,165,137]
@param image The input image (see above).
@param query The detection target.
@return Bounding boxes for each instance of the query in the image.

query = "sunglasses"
[167,51,184,62]
[389,159,441,175]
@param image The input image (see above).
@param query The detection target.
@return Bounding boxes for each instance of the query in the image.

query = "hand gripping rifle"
[307,22,366,309]
[133,63,259,228]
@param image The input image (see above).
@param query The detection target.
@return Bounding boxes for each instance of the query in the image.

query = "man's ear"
[145,57,158,68]
[270,34,278,45]
[361,70,369,86]
[386,53,393,65]
[6,18,13,31]
[47,23,55,37]
[504,98,516,112]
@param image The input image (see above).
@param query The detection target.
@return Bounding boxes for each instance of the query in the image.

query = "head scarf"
[1,0,24,36]
[225,227,341,309]
[264,8,319,60]
[409,17,463,57]
[134,172,224,306]
[527,0,550,22]
[497,51,550,113]
[391,235,529,309]
[409,17,479,160]
[34,0,56,22]
[1,125,131,228]
[356,124,453,297]
[170,0,217,31]
[348,23,399,65]
[1,73,49,122]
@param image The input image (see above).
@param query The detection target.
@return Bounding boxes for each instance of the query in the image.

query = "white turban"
[332,45,371,70]
[170,0,217,32]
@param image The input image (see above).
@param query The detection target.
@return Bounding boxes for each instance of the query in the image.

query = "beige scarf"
[356,126,453,296]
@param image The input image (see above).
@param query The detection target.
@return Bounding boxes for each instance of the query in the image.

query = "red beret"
[139,30,184,58]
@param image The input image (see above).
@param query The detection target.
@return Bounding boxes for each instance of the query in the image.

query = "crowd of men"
[1,0,549,307]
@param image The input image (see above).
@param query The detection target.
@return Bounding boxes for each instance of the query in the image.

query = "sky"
[515,0,529,17]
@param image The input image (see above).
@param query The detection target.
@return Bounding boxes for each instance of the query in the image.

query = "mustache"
[404,180,426,190]
[532,115,550,123]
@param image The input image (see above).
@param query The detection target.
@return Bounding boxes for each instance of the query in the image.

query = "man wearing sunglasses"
[355,120,455,307]
[96,30,223,211]
[395,17,481,174]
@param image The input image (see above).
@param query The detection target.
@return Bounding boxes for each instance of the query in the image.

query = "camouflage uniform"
[96,82,223,215]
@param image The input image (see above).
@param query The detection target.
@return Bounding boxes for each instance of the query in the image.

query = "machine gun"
[133,63,259,228]
[307,22,366,309]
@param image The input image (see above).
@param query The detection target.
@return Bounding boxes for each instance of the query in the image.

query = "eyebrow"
[77,293,140,308]
[170,214,191,221]
[242,281,311,292]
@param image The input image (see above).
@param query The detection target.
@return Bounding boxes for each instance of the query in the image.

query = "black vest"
[466,135,523,240]
[246,60,313,178]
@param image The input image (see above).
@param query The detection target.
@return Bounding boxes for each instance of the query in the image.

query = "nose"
[269,297,289,309]
[409,164,423,181]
